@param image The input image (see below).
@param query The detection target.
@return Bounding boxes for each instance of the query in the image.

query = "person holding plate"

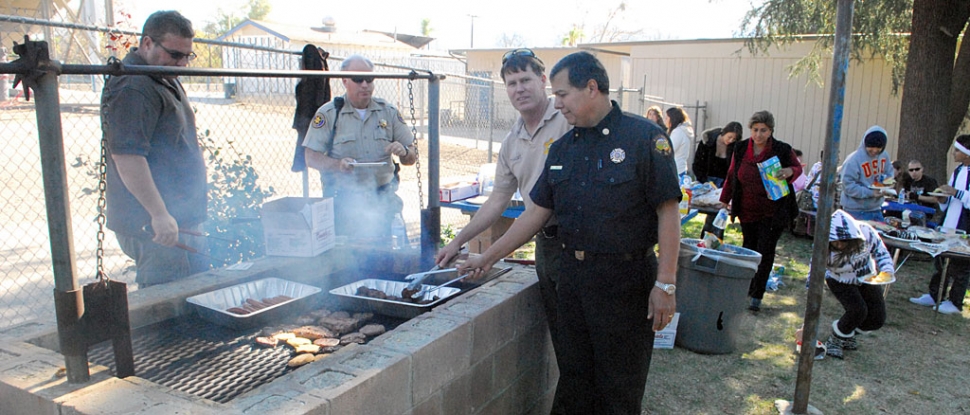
[820,209,893,359]
[910,134,970,315]
[839,125,895,221]
[304,55,417,239]
[719,110,801,312]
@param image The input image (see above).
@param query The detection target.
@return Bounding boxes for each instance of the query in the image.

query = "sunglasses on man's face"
[350,77,375,84]
[151,38,197,61]
[909,167,922,172]
[502,48,543,65]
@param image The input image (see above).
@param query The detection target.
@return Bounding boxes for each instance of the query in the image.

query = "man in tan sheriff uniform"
[304,54,417,240]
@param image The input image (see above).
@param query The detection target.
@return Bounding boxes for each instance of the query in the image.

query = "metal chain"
[406,72,424,209]
[94,60,118,282]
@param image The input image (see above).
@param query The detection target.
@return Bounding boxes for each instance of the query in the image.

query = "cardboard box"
[261,197,335,257]
[439,181,479,202]
[653,312,680,349]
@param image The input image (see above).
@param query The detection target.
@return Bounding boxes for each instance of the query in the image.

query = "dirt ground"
[643,219,970,414]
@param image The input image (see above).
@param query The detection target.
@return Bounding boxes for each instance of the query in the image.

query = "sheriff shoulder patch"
[397,112,405,123]
[311,114,326,129]
[655,137,672,155]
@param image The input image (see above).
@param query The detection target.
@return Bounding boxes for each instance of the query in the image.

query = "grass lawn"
[639,215,970,414]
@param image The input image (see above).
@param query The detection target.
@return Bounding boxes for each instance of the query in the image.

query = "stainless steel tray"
[186,277,322,330]
[329,279,461,319]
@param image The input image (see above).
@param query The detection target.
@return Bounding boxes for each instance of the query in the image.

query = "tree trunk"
[948,19,970,140]
[897,0,966,182]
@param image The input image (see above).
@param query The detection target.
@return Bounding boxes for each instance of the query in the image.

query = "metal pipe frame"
[792,0,855,413]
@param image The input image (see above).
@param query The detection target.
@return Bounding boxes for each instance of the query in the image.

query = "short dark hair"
[550,51,609,93]
[142,11,194,41]
[500,54,545,82]
[721,121,743,136]
[748,110,775,130]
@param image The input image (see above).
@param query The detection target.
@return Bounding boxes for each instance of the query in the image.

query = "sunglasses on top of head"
[350,76,375,84]
[502,48,543,65]
[150,37,197,61]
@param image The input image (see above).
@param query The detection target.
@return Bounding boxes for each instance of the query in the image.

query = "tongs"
[403,265,455,292]
[409,272,471,299]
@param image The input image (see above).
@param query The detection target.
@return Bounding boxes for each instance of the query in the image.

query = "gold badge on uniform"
[655,138,672,155]
[311,114,326,129]
[610,148,626,164]
[379,119,388,129]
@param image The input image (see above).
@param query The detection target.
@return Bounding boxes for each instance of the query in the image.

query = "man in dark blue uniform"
[459,51,682,415]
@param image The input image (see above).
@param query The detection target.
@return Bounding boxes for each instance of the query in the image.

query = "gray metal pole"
[35,65,89,382]
[792,0,855,412]
[488,81,495,163]
[427,76,441,252]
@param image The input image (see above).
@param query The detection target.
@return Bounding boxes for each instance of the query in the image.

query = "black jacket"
[692,127,735,183]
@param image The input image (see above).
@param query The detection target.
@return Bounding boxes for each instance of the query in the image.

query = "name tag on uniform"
[550,165,563,170]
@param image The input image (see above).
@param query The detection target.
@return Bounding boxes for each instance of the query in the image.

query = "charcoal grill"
[87,314,406,403]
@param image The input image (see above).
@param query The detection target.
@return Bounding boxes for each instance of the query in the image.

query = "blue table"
[882,201,936,216]
[441,200,525,218]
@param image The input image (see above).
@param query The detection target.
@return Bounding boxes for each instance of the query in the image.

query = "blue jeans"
[844,210,884,222]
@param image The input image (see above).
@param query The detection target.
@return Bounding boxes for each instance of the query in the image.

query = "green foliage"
[740,0,913,92]
[440,223,456,247]
[200,129,275,267]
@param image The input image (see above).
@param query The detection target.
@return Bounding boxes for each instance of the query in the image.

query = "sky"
[119,0,762,50]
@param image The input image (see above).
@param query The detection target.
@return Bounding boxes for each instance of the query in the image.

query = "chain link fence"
[0,18,522,329]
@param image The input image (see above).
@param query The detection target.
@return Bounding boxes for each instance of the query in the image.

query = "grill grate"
[88,314,404,403]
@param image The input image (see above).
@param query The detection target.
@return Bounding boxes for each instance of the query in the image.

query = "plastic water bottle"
[898,189,906,204]
[713,208,729,230]
[391,213,408,250]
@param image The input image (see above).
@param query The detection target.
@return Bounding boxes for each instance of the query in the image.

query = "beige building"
[457,39,902,170]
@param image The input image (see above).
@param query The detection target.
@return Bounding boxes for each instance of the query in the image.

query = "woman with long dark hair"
[719,110,801,312]
[665,107,694,180]
[291,45,331,172]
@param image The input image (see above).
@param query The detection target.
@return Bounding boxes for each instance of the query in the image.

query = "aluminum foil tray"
[329,279,461,319]
[186,277,322,330]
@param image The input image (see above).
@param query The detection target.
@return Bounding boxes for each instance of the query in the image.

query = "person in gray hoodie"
[822,209,894,359]
[839,125,896,221]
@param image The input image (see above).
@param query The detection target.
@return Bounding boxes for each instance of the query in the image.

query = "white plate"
[349,161,388,167]
[868,185,897,195]
[879,233,918,244]
[925,192,949,197]
[909,226,945,242]
[859,274,896,285]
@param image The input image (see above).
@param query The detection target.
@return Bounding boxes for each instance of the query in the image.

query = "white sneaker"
[938,300,962,315]
[909,293,936,307]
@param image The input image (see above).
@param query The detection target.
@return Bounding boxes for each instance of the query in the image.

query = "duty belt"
[567,248,650,262]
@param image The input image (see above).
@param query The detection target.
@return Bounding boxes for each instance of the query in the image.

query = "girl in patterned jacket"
[822,209,895,359]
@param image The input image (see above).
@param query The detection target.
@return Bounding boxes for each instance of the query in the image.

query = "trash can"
[675,238,762,354]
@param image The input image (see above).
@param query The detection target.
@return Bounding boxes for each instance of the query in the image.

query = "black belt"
[540,225,558,239]
[566,248,650,262]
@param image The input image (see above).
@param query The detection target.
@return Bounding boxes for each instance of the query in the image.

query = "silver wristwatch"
[654,281,676,295]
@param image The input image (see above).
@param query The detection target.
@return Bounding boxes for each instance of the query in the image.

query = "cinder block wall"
[0,252,557,415]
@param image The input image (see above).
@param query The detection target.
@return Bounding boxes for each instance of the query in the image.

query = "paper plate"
[859,274,896,285]
[925,192,949,197]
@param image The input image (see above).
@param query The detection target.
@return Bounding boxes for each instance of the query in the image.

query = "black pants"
[929,256,970,309]
[825,278,886,334]
[740,218,786,300]
[534,230,562,353]
[553,250,655,415]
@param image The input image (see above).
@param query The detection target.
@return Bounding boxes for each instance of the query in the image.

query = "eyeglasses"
[350,76,375,84]
[909,167,922,172]
[502,48,543,65]
[151,38,197,62]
